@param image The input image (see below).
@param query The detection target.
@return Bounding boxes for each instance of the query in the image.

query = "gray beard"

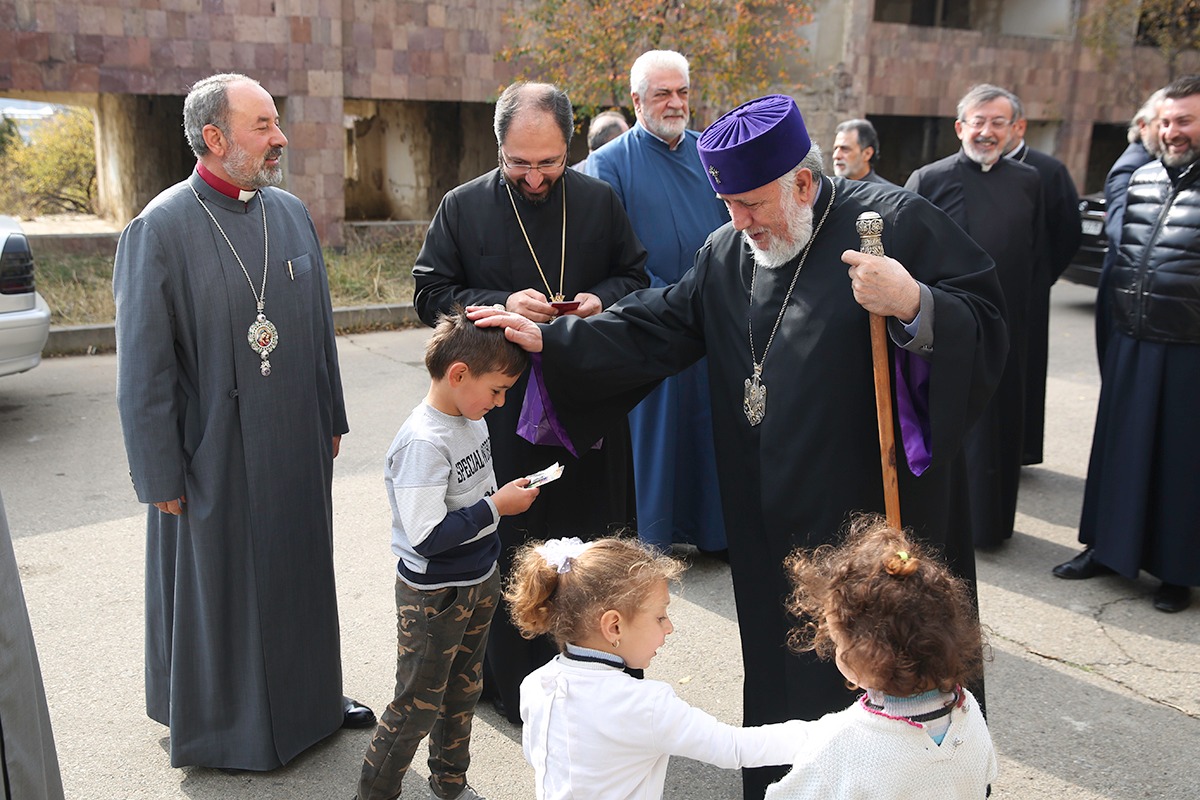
[1163,146,1200,168]
[745,194,815,270]
[224,144,284,189]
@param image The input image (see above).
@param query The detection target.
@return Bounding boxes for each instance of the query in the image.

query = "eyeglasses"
[500,149,568,177]
[961,117,1012,131]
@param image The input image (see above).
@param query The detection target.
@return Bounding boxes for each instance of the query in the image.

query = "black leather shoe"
[1052,548,1114,580]
[342,697,376,729]
[1153,582,1191,613]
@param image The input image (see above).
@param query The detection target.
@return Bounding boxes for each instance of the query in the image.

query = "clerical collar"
[1005,141,1028,162]
[959,149,1001,174]
[197,162,258,203]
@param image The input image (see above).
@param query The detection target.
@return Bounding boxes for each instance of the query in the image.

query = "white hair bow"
[536,537,592,573]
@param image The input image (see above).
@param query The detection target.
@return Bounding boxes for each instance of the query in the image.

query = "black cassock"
[1011,144,1080,465]
[413,167,649,722]
[907,152,1043,548]
[537,176,1006,798]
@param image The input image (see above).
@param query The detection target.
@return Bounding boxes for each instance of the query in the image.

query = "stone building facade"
[1,0,521,245]
[2,0,1195,243]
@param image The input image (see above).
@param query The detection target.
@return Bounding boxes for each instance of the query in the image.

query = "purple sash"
[516,354,600,456]
[895,350,932,476]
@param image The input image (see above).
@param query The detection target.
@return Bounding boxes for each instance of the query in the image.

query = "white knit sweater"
[764,688,997,799]
[521,655,804,800]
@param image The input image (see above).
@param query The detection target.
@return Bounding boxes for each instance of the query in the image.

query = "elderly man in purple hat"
[473,94,1007,799]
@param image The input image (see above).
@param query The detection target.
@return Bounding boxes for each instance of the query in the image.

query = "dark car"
[1062,191,1106,287]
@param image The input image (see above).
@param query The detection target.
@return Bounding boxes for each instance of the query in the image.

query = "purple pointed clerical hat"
[697,94,811,195]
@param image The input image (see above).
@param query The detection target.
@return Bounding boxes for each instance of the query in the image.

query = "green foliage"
[499,0,814,126]
[1138,0,1200,78]
[0,117,19,159]
[1082,0,1200,81]
[0,106,96,216]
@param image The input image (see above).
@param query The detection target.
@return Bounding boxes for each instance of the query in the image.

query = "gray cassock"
[0,490,65,800]
[113,171,348,770]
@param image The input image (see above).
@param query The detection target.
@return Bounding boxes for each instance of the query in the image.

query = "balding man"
[412,81,649,725]
[571,109,629,172]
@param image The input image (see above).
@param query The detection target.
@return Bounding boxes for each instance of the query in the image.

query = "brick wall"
[0,0,523,243]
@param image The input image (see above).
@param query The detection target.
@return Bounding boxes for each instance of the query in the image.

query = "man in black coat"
[412,81,649,723]
[1003,94,1081,465]
[906,83,1044,550]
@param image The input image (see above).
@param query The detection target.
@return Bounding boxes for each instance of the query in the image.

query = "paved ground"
[1,281,1196,799]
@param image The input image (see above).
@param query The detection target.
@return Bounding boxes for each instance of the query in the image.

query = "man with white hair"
[475,94,1006,799]
[906,83,1044,550]
[585,49,730,557]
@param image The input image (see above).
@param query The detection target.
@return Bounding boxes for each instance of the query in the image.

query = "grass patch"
[34,232,424,327]
[326,226,423,308]
[36,254,116,326]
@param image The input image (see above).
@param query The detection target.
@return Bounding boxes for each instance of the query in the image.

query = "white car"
[0,216,51,377]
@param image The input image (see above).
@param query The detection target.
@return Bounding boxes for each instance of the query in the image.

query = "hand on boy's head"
[467,305,545,353]
[503,288,557,323]
[492,477,539,516]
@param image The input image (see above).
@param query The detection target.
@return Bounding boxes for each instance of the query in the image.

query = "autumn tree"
[499,0,814,127]
[0,105,96,216]
[1082,0,1200,82]
[0,117,19,158]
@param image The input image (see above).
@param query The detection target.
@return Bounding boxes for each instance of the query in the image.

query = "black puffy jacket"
[1110,159,1200,343]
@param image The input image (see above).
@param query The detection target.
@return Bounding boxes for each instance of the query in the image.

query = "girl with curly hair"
[765,515,997,799]
[507,536,802,799]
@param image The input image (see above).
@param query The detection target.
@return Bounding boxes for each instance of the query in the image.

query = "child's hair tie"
[884,548,918,576]
[536,537,593,573]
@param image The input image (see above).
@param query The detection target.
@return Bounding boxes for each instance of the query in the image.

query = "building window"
[874,0,970,29]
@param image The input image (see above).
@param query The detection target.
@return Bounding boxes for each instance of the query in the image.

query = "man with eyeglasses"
[906,83,1046,550]
[412,81,649,725]
[583,49,731,560]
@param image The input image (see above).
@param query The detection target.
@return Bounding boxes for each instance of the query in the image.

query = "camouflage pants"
[356,570,500,800]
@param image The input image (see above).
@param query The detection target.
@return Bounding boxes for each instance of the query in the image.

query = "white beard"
[744,188,815,270]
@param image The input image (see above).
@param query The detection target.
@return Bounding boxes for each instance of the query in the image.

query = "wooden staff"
[855,211,901,529]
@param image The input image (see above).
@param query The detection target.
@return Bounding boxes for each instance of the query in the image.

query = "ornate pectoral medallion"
[248,313,279,376]
[744,364,766,426]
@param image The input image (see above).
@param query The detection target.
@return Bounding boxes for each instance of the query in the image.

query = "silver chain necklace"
[744,180,836,426]
[191,186,279,377]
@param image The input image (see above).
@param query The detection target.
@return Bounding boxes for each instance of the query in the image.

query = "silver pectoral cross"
[744,363,766,426]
